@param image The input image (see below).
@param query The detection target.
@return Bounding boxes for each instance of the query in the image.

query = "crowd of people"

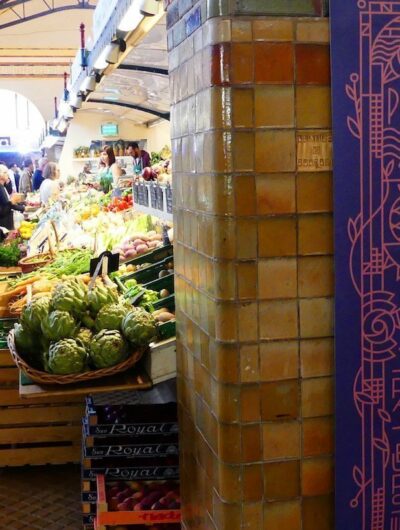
[0,157,61,231]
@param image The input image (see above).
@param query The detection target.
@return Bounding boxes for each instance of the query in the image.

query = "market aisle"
[0,464,81,529]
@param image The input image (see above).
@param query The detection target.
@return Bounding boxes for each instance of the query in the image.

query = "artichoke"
[95,303,130,331]
[121,308,157,346]
[41,310,78,341]
[47,338,88,375]
[81,312,96,329]
[76,327,93,349]
[88,284,119,315]
[14,322,36,355]
[21,296,51,333]
[89,330,129,369]
[51,278,88,316]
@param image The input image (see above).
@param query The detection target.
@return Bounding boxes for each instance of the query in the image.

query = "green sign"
[101,122,118,137]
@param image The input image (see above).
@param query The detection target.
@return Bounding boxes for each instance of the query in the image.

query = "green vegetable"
[138,289,159,313]
[88,283,119,315]
[47,338,88,374]
[95,303,130,331]
[41,310,78,341]
[0,241,21,267]
[76,328,93,349]
[124,279,137,289]
[21,296,51,333]
[89,330,129,368]
[121,307,157,346]
[14,323,36,355]
[51,278,88,316]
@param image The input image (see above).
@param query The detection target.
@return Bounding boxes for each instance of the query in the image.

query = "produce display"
[113,231,163,262]
[106,481,180,512]
[13,277,157,375]
[0,240,21,267]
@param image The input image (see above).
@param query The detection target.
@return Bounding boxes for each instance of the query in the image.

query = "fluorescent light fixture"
[139,0,159,16]
[94,48,109,70]
[70,92,83,110]
[118,4,144,32]
[81,74,97,93]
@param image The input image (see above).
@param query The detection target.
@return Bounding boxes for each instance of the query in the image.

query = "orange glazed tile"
[296,86,332,128]
[210,43,231,86]
[263,500,301,530]
[231,43,254,84]
[214,260,237,300]
[235,174,257,216]
[254,86,295,128]
[212,341,240,384]
[217,462,242,503]
[296,44,331,85]
[263,460,300,500]
[233,132,255,172]
[255,130,296,172]
[237,261,257,300]
[258,217,297,258]
[211,174,235,216]
[297,172,333,213]
[232,88,254,128]
[302,377,334,418]
[260,341,299,382]
[238,302,259,342]
[215,301,238,342]
[262,421,300,460]
[213,493,241,530]
[242,502,263,530]
[212,380,240,423]
[254,43,294,84]
[258,258,297,299]
[299,298,333,338]
[298,256,334,298]
[256,174,296,215]
[296,20,330,43]
[242,424,262,463]
[240,384,261,422]
[232,20,252,42]
[237,219,258,259]
[302,457,334,496]
[298,214,333,255]
[261,380,299,421]
[217,423,241,463]
[240,344,260,383]
[300,338,334,378]
[253,19,294,41]
[303,417,334,457]
[213,217,236,259]
[242,464,264,502]
[259,300,298,340]
[303,495,334,530]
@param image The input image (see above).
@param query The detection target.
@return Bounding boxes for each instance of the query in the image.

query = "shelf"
[134,202,173,222]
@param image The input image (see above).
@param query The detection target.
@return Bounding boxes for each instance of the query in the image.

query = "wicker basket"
[7,330,144,386]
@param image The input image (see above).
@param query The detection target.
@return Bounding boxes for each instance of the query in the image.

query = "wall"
[58,110,170,177]
[167,1,333,529]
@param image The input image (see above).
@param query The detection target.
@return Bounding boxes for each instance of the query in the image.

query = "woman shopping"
[39,162,61,206]
[98,145,122,195]
[0,164,25,231]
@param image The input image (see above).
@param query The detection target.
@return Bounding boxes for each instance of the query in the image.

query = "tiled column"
[167,2,333,529]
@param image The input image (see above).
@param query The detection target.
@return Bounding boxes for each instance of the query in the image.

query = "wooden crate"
[0,348,84,466]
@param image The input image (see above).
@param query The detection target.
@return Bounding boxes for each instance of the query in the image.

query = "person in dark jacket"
[32,157,48,191]
[126,142,151,173]
[0,164,24,230]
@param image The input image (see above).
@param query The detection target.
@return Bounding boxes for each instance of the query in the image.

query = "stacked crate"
[81,382,179,530]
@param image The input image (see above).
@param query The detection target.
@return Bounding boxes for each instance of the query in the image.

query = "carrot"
[11,275,41,289]
[3,285,28,298]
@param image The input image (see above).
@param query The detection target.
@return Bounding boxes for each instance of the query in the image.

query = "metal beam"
[89,98,170,121]
[118,64,169,76]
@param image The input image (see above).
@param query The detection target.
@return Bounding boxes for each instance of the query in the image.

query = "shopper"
[19,158,34,196]
[32,157,48,191]
[9,163,20,192]
[0,164,24,230]
[99,145,122,194]
[126,142,151,173]
[40,162,61,205]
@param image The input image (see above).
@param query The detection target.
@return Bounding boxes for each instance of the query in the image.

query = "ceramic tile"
[298,256,334,297]
[213,341,240,384]
[253,19,294,41]
[214,260,237,300]
[215,301,238,341]
[263,421,300,460]
[235,174,257,216]
[258,258,298,299]
[237,261,258,300]
[242,424,262,463]
[231,43,254,84]
[299,297,333,338]
[296,44,330,84]
[302,457,334,496]
[213,217,236,259]
[263,500,301,530]
[255,130,296,172]
[238,302,259,342]
[211,174,235,216]
[261,380,299,421]
[235,0,326,16]
[237,219,258,259]
[296,20,330,43]
[254,43,294,84]
[302,377,334,418]
[232,88,254,128]
[233,132,255,172]
[298,214,333,255]
[296,86,332,128]
[259,299,298,340]
[255,86,295,128]
[300,338,334,378]
[217,462,242,503]
[240,384,261,422]
[240,344,260,383]
[210,43,231,86]
[213,492,241,530]
[242,502,263,530]
[218,423,241,463]
[297,172,333,213]
[232,20,252,42]
[256,174,296,215]
[303,495,334,530]
[264,460,300,500]
[258,217,297,257]
[303,417,334,457]
[260,341,299,382]
[242,464,264,502]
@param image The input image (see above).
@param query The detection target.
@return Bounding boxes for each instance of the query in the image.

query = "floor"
[0,464,82,529]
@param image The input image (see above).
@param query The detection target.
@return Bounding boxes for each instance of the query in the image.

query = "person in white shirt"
[40,162,60,205]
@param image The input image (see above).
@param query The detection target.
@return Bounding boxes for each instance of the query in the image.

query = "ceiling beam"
[118,64,169,76]
[89,98,170,121]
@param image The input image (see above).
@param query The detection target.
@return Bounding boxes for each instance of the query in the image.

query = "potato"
[160,289,170,298]
[136,244,149,253]
[155,311,175,322]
